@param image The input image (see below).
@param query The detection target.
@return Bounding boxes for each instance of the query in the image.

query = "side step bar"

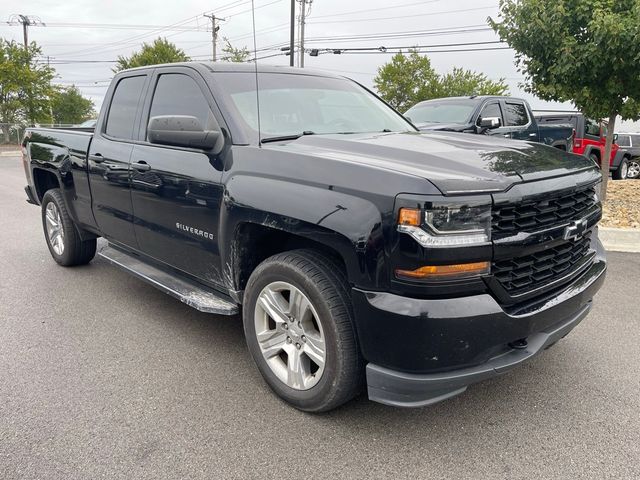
[97,243,239,315]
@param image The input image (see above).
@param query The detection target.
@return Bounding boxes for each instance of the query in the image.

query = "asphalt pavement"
[1,155,639,479]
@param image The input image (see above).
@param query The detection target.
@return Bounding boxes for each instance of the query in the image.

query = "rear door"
[88,73,150,248]
[129,67,227,287]
[501,99,538,141]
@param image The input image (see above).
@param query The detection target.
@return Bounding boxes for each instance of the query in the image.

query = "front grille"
[493,232,592,294]
[492,185,598,237]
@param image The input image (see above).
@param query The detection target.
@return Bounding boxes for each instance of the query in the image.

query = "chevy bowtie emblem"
[564,219,589,241]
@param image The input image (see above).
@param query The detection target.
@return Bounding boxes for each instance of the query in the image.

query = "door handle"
[89,153,105,163]
[132,161,151,171]
[529,133,537,137]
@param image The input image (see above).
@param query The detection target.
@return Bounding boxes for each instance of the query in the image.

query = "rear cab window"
[503,101,529,127]
[105,75,147,140]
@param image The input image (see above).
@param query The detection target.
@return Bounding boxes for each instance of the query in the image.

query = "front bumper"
[351,243,606,407]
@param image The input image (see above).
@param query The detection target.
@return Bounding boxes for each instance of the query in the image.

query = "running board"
[97,243,239,315]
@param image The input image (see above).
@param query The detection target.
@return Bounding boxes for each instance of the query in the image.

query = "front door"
[129,70,226,287]
[476,101,511,138]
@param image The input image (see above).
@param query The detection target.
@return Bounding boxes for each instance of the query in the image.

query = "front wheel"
[612,158,629,180]
[41,189,96,266]
[243,250,363,412]
[626,158,640,179]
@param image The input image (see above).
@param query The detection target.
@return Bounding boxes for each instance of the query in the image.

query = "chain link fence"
[0,123,27,145]
[1,123,79,145]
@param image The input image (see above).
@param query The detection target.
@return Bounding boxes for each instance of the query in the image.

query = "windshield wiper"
[260,131,315,144]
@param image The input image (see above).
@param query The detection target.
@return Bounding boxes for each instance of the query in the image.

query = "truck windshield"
[405,100,476,124]
[214,72,414,139]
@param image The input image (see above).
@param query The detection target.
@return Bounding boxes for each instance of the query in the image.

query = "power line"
[311,0,446,19]
[307,5,499,24]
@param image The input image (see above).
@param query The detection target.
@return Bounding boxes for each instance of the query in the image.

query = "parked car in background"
[405,96,574,151]
[615,133,640,179]
[536,112,632,180]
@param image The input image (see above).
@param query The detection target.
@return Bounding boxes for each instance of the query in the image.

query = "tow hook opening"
[509,338,528,350]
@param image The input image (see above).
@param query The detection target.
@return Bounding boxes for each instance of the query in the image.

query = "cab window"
[503,102,529,127]
[147,73,217,138]
[477,102,503,125]
[105,76,146,140]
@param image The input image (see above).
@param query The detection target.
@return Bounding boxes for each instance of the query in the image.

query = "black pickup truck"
[22,63,606,412]
[405,96,575,151]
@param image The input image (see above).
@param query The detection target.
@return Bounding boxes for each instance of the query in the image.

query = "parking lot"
[1,154,639,479]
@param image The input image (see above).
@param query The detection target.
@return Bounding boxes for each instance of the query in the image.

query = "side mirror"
[148,115,220,150]
[613,133,619,144]
[479,117,502,129]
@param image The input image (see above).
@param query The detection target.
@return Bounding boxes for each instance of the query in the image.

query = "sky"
[3,0,639,131]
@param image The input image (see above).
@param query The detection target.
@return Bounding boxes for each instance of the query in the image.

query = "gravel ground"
[601,180,640,229]
[2,155,640,479]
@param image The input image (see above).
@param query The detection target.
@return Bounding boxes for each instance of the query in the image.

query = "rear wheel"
[41,189,96,266]
[613,158,629,180]
[243,249,363,412]
[626,158,640,179]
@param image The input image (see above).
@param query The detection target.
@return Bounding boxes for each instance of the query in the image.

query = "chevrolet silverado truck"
[405,95,575,151]
[22,63,606,412]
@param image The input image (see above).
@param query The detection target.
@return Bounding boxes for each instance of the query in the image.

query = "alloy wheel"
[627,159,640,179]
[45,202,65,255]
[253,281,326,390]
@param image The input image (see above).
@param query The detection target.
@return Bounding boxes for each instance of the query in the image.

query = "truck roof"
[118,61,343,79]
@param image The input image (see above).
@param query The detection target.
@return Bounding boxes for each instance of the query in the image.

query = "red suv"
[536,113,631,179]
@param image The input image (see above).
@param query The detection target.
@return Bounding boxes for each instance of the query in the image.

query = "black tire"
[612,158,629,180]
[41,189,96,266]
[243,249,364,412]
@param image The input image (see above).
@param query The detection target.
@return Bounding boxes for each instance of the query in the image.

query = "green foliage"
[221,38,251,63]
[373,50,509,112]
[114,37,190,72]
[51,86,95,124]
[437,68,509,98]
[490,0,640,197]
[0,39,55,140]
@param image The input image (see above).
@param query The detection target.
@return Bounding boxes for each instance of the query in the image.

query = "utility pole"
[289,0,295,67]
[204,13,225,61]
[297,0,312,68]
[7,14,46,49]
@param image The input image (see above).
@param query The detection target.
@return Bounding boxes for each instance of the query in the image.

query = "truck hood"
[265,131,597,195]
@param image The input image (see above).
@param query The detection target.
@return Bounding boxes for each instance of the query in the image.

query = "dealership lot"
[1,155,639,479]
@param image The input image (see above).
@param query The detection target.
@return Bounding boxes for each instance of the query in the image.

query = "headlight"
[397,200,491,248]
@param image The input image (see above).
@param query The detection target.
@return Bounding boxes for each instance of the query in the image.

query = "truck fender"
[219,174,387,293]
[28,142,87,233]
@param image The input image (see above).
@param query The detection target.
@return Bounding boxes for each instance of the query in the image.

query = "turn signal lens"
[398,208,421,226]
[395,262,490,281]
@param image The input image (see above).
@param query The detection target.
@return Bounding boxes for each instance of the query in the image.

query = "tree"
[221,38,251,63]
[374,50,440,112]
[50,86,95,124]
[0,40,55,142]
[490,0,640,200]
[437,68,509,98]
[374,50,509,112]
[114,37,190,72]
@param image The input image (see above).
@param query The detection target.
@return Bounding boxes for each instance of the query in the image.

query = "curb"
[0,151,21,157]
[599,227,640,253]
